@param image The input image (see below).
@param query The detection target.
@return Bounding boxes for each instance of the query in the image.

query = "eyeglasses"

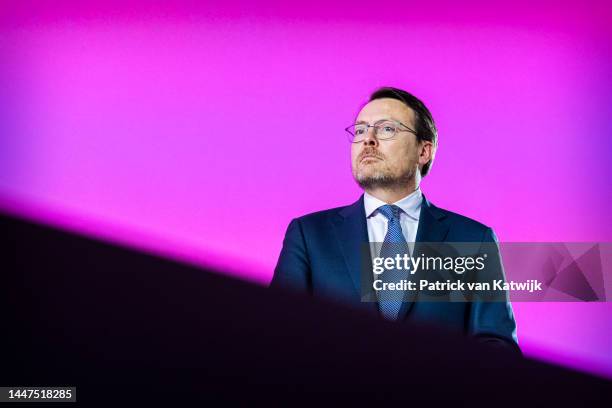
[345,119,417,143]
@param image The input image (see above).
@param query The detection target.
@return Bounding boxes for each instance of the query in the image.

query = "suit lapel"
[332,196,379,314]
[397,194,450,320]
[415,195,450,244]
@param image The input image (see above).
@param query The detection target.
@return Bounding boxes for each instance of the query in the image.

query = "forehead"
[356,98,416,125]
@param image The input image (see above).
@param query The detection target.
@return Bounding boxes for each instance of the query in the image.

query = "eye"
[354,127,366,135]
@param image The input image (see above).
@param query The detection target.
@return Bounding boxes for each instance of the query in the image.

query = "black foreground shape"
[1,212,611,405]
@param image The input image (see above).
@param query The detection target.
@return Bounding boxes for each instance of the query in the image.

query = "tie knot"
[377,204,402,221]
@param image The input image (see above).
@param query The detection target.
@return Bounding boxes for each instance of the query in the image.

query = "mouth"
[360,155,382,163]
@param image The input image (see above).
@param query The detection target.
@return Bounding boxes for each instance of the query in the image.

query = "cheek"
[404,140,420,157]
[390,144,417,168]
[350,147,360,163]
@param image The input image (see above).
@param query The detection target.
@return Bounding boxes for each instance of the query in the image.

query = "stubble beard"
[354,163,416,191]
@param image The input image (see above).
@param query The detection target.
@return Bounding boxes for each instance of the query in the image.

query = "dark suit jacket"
[271,194,520,353]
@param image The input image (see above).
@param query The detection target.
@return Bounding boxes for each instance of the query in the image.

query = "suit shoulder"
[293,204,348,225]
[432,203,492,234]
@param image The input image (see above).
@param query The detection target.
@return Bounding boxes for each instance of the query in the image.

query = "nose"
[362,126,379,146]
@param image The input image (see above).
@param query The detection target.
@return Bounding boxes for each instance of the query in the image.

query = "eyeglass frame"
[344,119,418,143]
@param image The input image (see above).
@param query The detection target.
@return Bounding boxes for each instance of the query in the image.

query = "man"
[270,87,519,352]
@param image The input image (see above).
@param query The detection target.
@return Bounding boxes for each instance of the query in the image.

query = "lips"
[360,155,382,163]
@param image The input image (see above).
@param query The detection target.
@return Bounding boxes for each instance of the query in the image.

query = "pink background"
[1,1,611,378]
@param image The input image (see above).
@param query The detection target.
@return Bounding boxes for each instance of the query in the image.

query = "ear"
[418,141,434,166]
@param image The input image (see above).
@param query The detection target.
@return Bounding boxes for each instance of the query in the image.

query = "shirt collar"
[364,187,423,221]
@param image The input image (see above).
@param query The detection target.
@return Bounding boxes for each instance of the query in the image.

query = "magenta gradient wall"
[2,1,612,378]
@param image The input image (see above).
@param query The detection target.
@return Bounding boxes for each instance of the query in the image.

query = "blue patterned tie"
[377,204,410,320]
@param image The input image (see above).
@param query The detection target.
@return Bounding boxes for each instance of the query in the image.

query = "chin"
[356,171,391,185]
[361,166,389,179]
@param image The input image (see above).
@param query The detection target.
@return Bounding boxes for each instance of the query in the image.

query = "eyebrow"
[354,118,399,125]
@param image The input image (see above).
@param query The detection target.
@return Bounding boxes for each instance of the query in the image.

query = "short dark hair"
[369,86,438,177]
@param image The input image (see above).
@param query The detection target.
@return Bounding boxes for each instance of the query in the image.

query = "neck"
[365,182,419,204]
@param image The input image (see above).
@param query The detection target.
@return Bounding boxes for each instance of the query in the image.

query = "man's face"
[351,98,422,190]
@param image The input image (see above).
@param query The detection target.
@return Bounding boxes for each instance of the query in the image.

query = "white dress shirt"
[363,188,423,258]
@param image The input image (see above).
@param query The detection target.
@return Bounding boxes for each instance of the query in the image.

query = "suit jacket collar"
[334,195,378,314]
[398,194,450,319]
[415,194,449,243]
